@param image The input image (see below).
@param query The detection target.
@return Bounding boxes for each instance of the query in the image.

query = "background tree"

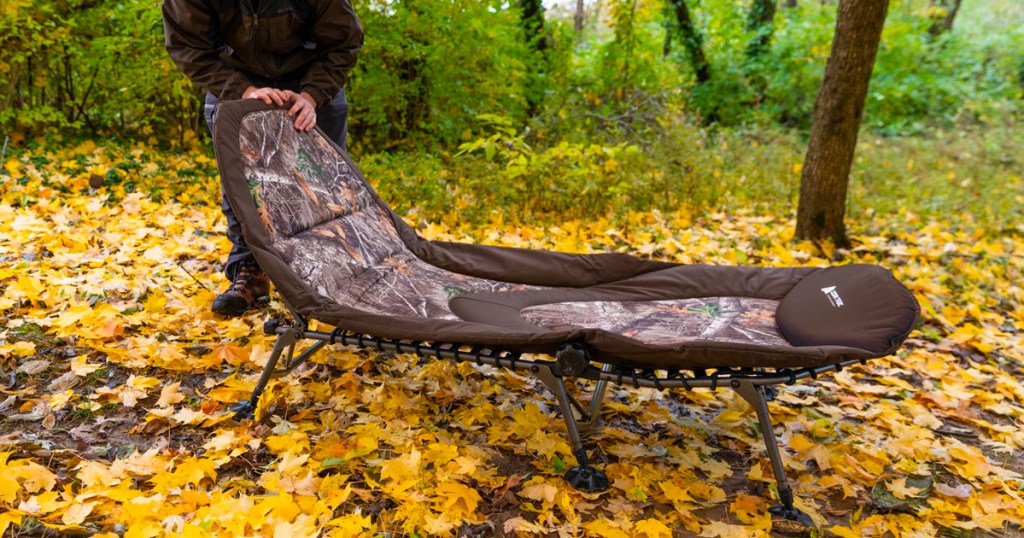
[520,0,548,52]
[746,0,777,57]
[519,0,548,114]
[796,0,890,246]
[575,0,586,34]
[664,0,710,84]
[927,0,963,39]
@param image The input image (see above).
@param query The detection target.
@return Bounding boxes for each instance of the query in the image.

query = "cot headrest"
[775,264,919,354]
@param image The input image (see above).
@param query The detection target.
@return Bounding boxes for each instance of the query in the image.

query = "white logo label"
[821,286,845,308]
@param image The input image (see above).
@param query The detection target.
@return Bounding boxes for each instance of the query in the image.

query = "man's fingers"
[295,109,315,131]
[247,88,288,106]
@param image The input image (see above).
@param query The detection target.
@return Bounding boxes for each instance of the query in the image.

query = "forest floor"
[0,141,1022,537]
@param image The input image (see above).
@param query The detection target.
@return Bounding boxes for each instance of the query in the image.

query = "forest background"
[1,0,1024,536]
[2,0,1022,229]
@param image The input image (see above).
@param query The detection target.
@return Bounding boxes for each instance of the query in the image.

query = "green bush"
[676,0,1023,132]
[0,0,200,140]
[1,0,1020,151]
[347,0,533,151]
[534,0,687,139]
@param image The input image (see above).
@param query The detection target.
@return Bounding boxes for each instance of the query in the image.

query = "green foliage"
[1,0,1021,237]
[363,109,1021,234]
[678,0,1024,132]
[455,114,646,221]
[365,114,660,224]
[2,0,1021,144]
[538,0,686,137]
[346,0,532,150]
[0,0,200,139]
[865,1,1024,134]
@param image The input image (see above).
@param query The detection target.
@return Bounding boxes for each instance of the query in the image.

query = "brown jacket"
[162,0,363,106]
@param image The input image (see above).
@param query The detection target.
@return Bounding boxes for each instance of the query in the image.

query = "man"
[163,0,363,316]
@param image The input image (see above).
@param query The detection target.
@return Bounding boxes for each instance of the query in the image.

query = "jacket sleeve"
[162,0,252,100]
[300,0,364,106]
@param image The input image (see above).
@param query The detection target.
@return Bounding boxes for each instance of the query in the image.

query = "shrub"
[347,0,533,151]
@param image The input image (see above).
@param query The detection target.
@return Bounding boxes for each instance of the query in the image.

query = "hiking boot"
[212,263,270,316]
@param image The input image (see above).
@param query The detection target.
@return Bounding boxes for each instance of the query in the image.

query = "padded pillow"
[775,264,919,353]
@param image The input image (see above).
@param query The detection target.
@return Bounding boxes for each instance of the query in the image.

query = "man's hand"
[242,87,317,132]
[242,86,288,106]
[284,91,317,131]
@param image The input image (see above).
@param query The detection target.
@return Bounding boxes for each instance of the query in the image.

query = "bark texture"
[927,0,962,38]
[665,0,711,84]
[796,0,889,246]
[520,0,548,52]
[575,0,585,33]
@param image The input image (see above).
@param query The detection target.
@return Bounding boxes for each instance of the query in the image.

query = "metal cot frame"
[231,314,863,527]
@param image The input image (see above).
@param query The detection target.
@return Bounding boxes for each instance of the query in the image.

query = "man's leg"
[314,89,349,150]
[205,92,269,316]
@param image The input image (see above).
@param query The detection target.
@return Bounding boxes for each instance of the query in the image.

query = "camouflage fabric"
[520,297,786,346]
[239,110,535,319]
[238,110,789,342]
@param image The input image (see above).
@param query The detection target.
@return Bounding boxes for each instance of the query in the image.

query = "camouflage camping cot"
[212,100,920,525]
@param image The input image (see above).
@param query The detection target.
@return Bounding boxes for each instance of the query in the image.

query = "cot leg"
[733,381,814,528]
[230,327,302,420]
[535,366,610,493]
[578,363,615,434]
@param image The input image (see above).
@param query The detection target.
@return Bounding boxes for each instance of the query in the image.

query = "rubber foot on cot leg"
[768,504,814,528]
[564,466,610,493]
[230,400,255,421]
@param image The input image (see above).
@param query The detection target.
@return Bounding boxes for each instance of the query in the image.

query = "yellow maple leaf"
[5,275,47,305]
[0,512,22,536]
[271,513,318,538]
[61,502,95,525]
[213,343,250,366]
[9,341,36,357]
[379,449,421,491]
[94,319,124,338]
[828,525,862,538]
[156,381,185,407]
[325,513,372,537]
[277,469,320,497]
[659,480,694,505]
[519,480,557,504]
[433,481,482,521]
[0,461,22,504]
[583,519,631,538]
[729,492,766,523]
[74,460,120,489]
[634,518,673,538]
[886,477,926,500]
[698,520,756,538]
[70,356,102,377]
[4,455,57,495]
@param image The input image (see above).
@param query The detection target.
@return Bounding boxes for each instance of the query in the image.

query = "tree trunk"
[927,0,962,39]
[746,0,777,57]
[519,0,548,115]
[796,0,889,247]
[666,0,710,84]
[520,0,548,52]
[575,0,585,34]
[785,0,797,7]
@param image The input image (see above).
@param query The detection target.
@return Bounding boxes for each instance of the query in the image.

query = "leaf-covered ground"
[1,142,1022,537]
